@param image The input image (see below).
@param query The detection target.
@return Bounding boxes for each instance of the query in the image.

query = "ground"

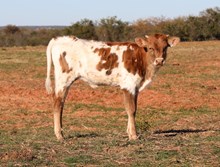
[0,41,219,166]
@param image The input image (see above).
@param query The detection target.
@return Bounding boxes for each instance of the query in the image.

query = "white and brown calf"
[45,34,180,141]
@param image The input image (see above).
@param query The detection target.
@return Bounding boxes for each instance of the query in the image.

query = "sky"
[1,0,220,26]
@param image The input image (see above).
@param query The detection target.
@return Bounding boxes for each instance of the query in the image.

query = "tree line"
[0,7,219,47]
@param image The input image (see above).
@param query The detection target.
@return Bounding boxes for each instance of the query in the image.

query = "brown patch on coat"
[54,95,62,109]
[94,48,119,75]
[106,41,151,79]
[122,44,147,78]
[52,90,65,112]
[106,41,136,47]
[59,51,72,73]
[106,41,148,77]
[53,87,68,107]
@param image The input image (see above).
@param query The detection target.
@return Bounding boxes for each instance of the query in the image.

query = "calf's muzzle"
[154,58,164,66]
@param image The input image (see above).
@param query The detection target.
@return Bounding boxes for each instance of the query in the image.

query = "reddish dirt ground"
[1,72,219,113]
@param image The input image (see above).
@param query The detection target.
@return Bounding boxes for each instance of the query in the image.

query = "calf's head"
[135,34,180,67]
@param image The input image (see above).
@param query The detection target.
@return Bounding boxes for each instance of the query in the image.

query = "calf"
[45,34,180,141]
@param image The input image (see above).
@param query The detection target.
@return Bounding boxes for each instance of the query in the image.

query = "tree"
[96,16,129,41]
[4,25,20,35]
[3,25,23,46]
[200,7,220,39]
[129,19,154,39]
[64,19,97,40]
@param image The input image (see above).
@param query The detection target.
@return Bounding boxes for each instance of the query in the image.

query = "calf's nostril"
[155,58,164,66]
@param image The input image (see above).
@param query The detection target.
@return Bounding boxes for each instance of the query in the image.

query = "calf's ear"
[168,37,180,47]
[135,37,148,47]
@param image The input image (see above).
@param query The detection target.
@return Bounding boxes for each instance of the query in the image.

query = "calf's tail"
[45,38,54,94]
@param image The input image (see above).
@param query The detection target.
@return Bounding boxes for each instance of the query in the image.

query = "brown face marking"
[59,51,72,73]
[147,34,170,60]
[94,48,119,75]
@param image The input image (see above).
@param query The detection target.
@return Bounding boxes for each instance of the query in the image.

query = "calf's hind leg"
[53,86,70,141]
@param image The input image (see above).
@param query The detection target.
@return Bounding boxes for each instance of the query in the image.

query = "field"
[0,41,220,166]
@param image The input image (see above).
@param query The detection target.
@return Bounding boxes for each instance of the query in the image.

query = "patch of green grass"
[156,150,179,160]
[0,62,27,72]
[131,162,153,167]
[72,103,124,112]
[157,64,186,75]
[206,135,220,142]
[136,107,169,128]
[212,146,220,159]
[176,106,217,115]
[64,155,96,166]
[136,116,151,135]
[34,73,46,79]
[0,47,46,75]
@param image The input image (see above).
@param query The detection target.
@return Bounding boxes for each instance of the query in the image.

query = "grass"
[72,103,124,113]
[0,108,220,166]
[0,42,220,166]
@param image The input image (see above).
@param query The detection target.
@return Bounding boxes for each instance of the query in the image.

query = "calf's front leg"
[123,89,138,140]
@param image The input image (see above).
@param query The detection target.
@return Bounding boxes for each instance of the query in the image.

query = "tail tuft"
[45,77,53,94]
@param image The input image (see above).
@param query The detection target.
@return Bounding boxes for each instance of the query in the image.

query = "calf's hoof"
[57,136,64,142]
[55,132,64,142]
[128,134,138,140]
